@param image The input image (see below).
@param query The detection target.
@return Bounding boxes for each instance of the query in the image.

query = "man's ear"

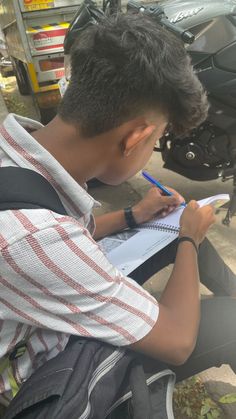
[121,124,156,157]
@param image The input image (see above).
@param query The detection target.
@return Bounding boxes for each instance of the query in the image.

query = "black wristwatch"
[124,206,138,229]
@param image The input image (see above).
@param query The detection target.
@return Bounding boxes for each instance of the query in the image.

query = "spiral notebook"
[139,194,230,234]
[100,194,230,275]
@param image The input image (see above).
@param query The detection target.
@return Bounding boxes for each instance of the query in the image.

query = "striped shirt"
[0,114,159,404]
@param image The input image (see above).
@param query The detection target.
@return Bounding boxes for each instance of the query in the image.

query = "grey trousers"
[129,238,236,381]
[130,238,236,296]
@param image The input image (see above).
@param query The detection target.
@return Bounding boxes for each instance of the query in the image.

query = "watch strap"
[177,236,199,254]
[124,206,138,229]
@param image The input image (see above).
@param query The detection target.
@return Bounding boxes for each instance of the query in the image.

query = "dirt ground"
[0,74,39,121]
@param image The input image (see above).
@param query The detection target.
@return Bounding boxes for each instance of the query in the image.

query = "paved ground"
[1,79,236,417]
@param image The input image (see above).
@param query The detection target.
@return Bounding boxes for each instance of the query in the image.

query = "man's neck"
[31,116,105,185]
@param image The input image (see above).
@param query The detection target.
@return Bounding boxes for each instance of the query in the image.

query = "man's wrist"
[131,204,146,225]
[177,236,199,254]
[179,229,200,247]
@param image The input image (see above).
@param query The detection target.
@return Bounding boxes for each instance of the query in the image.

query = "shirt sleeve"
[1,214,159,346]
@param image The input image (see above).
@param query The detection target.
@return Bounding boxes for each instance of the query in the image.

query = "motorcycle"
[64,0,236,225]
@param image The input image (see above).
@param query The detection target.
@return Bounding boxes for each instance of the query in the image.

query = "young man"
[0,12,236,407]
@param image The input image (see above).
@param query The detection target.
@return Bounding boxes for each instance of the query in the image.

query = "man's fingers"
[159,204,180,218]
[162,186,185,204]
[160,195,181,207]
[188,200,200,210]
[151,186,162,197]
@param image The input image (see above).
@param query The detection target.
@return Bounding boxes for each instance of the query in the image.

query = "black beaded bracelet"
[177,236,199,254]
[124,206,138,229]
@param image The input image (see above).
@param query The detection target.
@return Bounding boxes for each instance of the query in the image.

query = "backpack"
[0,167,176,419]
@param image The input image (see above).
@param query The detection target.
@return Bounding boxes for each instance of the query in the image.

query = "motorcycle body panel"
[157,0,236,181]
[160,0,236,29]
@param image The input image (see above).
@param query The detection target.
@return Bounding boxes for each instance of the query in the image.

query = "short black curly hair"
[58,12,208,137]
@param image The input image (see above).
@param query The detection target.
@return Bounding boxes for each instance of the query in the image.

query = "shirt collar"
[0,113,100,219]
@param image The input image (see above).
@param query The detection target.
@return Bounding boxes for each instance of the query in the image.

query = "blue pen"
[142,170,186,207]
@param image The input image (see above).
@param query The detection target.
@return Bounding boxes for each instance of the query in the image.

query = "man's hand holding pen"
[132,171,216,242]
[132,186,184,224]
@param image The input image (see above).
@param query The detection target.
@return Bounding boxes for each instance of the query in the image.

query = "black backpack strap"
[129,362,151,419]
[0,167,67,215]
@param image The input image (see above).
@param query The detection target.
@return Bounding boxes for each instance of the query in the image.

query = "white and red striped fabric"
[0,114,159,404]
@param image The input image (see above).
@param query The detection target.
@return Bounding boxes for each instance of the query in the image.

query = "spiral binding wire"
[139,223,180,233]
